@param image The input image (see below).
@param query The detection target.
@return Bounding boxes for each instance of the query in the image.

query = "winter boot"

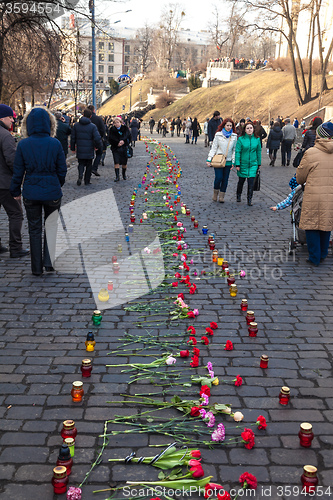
[247,186,254,206]
[219,192,225,203]
[114,169,120,182]
[122,168,127,180]
[212,189,219,202]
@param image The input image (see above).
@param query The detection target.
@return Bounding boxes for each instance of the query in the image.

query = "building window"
[125,55,130,63]
[89,52,92,61]
[109,42,114,51]
[125,44,130,53]
[98,65,104,73]
[99,42,104,49]
[108,53,114,62]
[99,53,104,61]
[89,41,92,50]
[108,65,114,73]
[99,77,104,83]
[124,66,129,73]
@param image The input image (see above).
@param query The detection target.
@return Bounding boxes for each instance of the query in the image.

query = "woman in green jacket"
[235,121,261,206]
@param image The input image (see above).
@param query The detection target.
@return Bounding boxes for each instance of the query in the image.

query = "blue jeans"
[214,164,232,192]
[281,140,293,165]
[305,230,331,265]
[92,152,102,172]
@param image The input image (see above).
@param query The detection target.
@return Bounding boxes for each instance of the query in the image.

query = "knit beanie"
[316,121,333,138]
[0,104,14,119]
[289,174,298,190]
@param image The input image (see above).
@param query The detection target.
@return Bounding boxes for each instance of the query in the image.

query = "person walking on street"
[149,117,155,134]
[203,118,209,147]
[185,117,192,144]
[175,116,182,137]
[54,112,71,159]
[87,104,106,176]
[281,118,296,166]
[0,104,29,259]
[161,116,168,137]
[266,121,283,166]
[10,107,67,275]
[129,116,139,147]
[208,111,222,145]
[302,117,323,151]
[71,108,102,186]
[170,118,176,137]
[254,120,267,147]
[296,122,333,266]
[108,116,131,182]
[206,117,238,203]
[293,117,299,128]
[235,121,262,206]
[191,117,200,144]
[236,118,245,138]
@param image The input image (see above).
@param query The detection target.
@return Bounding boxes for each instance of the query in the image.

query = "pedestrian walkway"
[0,133,332,499]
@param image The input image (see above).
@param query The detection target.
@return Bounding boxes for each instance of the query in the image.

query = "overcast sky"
[96,0,217,32]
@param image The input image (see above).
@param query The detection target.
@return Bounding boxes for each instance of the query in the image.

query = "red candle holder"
[222,261,228,270]
[113,262,120,274]
[227,275,235,286]
[248,322,258,337]
[130,215,136,223]
[194,220,198,228]
[52,466,68,494]
[246,311,255,325]
[81,359,92,378]
[186,209,190,216]
[279,386,290,405]
[209,243,215,250]
[260,354,269,368]
[107,280,113,291]
[240,299,248,311]
[60,420,77,440]
[191,215,195,221]
[301,465,318,493]
[299,423,314,448]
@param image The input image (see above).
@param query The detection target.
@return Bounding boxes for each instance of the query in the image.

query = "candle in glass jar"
[194,220,198,228]
[56,444,73,476]
[128,224,134,233]
[112,262,120,274]
[130,214,136,223]
[260,354,269,368]
[85,332,96,352]
[248,322,258,337]
[63,437,75,457]
[299,423,314,448]
[217,258,224,266]
[279,386,290,405]
[240,299,248,311]
[51,466,68,495]
[227,274,235,286]
[107,280,113,291]
[186,208,190,216]
[81,359,92,378]
[98,288,109,302]
[191,215,195,222]
[60,420,77,440]
[222,260,228,270]
[301,465,318,493]
[209,242,215,250]
[71,381,84,402]
[229,284,237,297]
[246,311,255,324]
[212,250,218,263]
[91,309,102,325]
[202,226,208,234]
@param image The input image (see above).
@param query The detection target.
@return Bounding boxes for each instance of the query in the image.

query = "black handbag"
[127,145,133,158]
[293,149,304,168]
[253,168,260,191]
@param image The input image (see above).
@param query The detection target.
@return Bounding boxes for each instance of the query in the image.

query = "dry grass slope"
[98,70,333,124]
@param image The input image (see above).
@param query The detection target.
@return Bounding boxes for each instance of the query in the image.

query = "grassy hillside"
[98,70,333,124]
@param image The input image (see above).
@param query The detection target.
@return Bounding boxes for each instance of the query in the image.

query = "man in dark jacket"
[208,111,222,145]
[148,117,155,134]
[55,112,71,158]
[88,104,105,176]
[71,108,103,186]
[175,116,182,137]
[0,104,29,258]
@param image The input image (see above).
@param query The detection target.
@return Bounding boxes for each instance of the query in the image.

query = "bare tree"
[135,23,154,73]
[208,6,229,57]
[158,4,185,69]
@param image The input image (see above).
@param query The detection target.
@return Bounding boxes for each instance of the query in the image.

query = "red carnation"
[172,236,177,240]
[187,326,196,335]
[210,322,218,329]
[218,492,231,500]
[177,244,182,250]
[187,336,197,346]
[187,311,195,318]
[192,347,200,356]
[256,415,267,430]
[174,216,178,221]
[190,464,204,478]
[204,483,224,499]
[172,282,178,287]
[224,340,233,351]
[190,406,202,417]
[241,428,255,450]
[239,472,257,489]
[174,272,181,279]
[190,450,201,458]
[200,385,211,397]
[205,327,214,336]
[182,253,187,260]
[201,336,209,345]
[190,355,199,368]
[178,293,184,300]
[235,375,243,386]
[189,286,196,295]
[183,263,190,271]
[180,350,190,357]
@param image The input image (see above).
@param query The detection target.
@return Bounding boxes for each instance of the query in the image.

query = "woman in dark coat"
[191,117,200,144]
[108,116,131,182]
[266,121,283,166]
[129,117,139,146]
[302,117,323,151]
[10,107,67,276]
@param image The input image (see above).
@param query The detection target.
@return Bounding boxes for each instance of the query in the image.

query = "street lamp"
[129,83,133,112]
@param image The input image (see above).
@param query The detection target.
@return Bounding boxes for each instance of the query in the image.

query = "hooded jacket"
[235,134,261,178]
[267,126,283,150]
[10,107,67,200]
[296,138,333,231]
[0,120,16,189]
[71,117,103,159]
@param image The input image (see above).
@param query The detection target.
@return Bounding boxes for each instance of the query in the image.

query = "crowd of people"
[208,57,268,70]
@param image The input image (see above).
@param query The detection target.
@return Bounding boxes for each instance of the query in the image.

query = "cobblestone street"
[1,131,333,500]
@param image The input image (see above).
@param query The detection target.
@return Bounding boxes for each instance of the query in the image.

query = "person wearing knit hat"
[296,121,333,266]
[0,104,29,258]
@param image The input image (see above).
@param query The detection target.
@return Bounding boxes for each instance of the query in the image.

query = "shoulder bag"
[253,168,260,191]
[211,136,232,168]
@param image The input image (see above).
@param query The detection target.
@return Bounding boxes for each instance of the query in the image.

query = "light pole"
[129,84,132,112]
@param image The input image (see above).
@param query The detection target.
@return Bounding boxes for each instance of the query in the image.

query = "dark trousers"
[78,159,93,184]
[0,189,24,252]
[269,149,278,161]
[214,165,232,192]
[92,152,102,173]
[305,230,331,266]
[177,126,181,137]
[150,126,154,134]
[236,176,255,200]
[281,140,293,165]
[23,198,61,274]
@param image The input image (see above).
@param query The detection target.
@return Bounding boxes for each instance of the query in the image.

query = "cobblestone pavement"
[0,130,333,500]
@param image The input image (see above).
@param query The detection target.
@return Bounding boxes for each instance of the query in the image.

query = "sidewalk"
[0,134,332,499]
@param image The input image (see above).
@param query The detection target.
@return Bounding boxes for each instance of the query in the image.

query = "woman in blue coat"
[235,121,261,206]
[129,117,139,146]
[10,107,67,276]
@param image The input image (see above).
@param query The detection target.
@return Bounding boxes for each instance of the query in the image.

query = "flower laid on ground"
[204,411,215,428]
[187,336,197,346]
[207,362,213,371]
[200,385,211,397]
[190,464,205,478]
[177,293,184,300]
[218,491,231,500]
[180,350,190,357]
[193,309,199,316]
[240,270,246,277]
[187,326,196,335]
[241,428,255,449]
[239,471,257,489]
[190,355,199,367]
[204,482,224,498]
[201,394,209,405]
[67,487,82,500]
[191,406,203,417]
[210,322,218,329]
[211,423,226,442]
[233,411,244,422]
[205,327,214,336]
[143,247,151,254]
[224,340,233,351]
[234,375,243,386]
[188,311,196,318]
[166,356,177,365]
[190,450,201,458]
[212,377,219,385]
[193,347,200,356]
[201,336,209,345]
[172,282,178,287]
[256,415,267,430]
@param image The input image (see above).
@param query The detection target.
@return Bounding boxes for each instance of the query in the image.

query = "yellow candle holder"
[98,288,109,302]
[217,258,224,266]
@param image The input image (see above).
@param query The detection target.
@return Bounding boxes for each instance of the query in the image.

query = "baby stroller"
[288,184,306,255]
